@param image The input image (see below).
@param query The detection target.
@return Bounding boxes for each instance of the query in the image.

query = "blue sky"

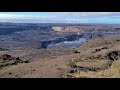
[0,12,120,24]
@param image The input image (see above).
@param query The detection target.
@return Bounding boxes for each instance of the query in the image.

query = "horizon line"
[0,22,120,25]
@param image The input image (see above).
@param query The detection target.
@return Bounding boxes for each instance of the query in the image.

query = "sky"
[0,12,120,24]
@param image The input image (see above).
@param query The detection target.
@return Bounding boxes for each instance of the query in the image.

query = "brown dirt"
[0,54,78,78]
[0,36,120,78]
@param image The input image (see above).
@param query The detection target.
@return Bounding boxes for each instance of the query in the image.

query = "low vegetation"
[106,51,120,61]
[64,37,120,78]
[64,60,120,78]
[72,49,80,54]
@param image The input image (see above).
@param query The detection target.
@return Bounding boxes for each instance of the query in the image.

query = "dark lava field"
[0,23,120,50]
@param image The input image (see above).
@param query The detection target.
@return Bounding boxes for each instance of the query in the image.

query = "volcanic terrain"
[0,23,120,78]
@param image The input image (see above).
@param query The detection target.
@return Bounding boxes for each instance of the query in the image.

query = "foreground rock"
[0,54,29,69]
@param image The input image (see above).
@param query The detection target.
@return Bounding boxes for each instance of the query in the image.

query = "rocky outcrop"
[52,26,85,33]
[0,54,29,69]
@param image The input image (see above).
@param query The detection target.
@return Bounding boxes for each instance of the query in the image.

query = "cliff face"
[53,26,120,31]
[52,26,85,33]
[42,25,120,48]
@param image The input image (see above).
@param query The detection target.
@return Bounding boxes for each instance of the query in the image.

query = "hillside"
[64,36,120,78]
[0,36,120,78]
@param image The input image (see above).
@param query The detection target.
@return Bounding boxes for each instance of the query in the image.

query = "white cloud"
[57,12,120,19]
[1,12,120,19]
[0,12,120,23]
[0,14,56,19]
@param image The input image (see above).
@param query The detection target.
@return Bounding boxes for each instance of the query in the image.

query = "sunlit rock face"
[52,26,85,33]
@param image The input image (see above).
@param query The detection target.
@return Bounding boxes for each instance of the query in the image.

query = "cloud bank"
[0,12,120,23]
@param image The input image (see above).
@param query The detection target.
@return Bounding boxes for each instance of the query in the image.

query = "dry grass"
[64,60,120,78]
[64,36,120,78]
